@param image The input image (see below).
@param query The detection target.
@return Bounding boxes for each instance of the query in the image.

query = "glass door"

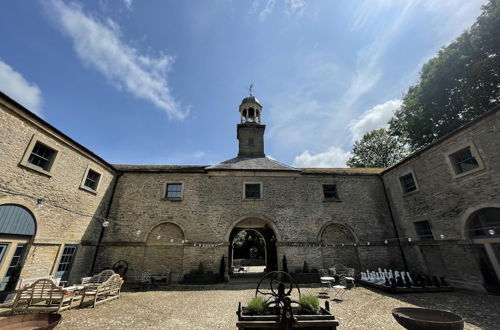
[55,245,77,283]
[0,244,26,291]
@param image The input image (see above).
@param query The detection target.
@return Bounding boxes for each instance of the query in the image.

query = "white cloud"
[349,99,402,142]
[46,0,187,120]
[285,0,306,18]
[293,147,352,168]
[0,60,42,115]
[259,0,276,21]
[123,0,133,11]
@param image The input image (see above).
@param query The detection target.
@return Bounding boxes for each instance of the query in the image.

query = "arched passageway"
[228,218,278,275]
[143,222,185,281]
[0,204,36,290]
[468,207,500,294]
[319,223,359,269]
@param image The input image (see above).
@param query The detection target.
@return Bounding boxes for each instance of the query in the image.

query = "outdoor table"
[62,285,85,308]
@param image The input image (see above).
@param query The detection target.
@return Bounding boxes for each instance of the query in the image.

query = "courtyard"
[18,283,497,330]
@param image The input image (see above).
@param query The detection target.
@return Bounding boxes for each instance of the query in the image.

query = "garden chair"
[319,269,334,294]
[138,271,152,291]
[332,276,347,301]
[11,279,81,313]
[80,274,123,308]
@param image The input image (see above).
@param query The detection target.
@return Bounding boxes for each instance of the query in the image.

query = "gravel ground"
[2,283,499,329]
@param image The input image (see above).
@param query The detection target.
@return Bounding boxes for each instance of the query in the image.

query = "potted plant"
[292,261,320,284]
[236,271,339,329]
[182,262,218,284]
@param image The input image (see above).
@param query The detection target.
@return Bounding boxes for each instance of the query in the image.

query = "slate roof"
[113,165,207,173]
[301,168,384,175]
[206,157,299,172]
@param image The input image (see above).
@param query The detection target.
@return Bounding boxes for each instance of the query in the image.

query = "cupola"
[237,86,265,158]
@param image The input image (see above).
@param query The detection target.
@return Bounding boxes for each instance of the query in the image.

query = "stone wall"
[382,109,500,291]
[99,169,399,280]
[0,96,116,285]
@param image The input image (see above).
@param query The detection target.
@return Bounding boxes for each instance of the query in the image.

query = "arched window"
[469,208,500,239]
[248,108,255,118]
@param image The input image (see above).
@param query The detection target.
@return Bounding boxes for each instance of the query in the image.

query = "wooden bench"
[80,273,124,308]
[11,279,81,313]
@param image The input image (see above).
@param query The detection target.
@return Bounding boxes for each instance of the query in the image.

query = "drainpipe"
[90,171,122,273]
[379,175,409,272]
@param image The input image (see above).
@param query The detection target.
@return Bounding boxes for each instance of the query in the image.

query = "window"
[20,136,59,176]
[80,166,102,193]
[84,169,101,191]
[56,245,77,282]
[449,147,479,175]
[322,184,339,200]
[399,173,417,193]
[165,183,183,199]
[28,142,56,171]
[244,183,261,199]
[446,143,485,178]
[248,138,254,145]
[414,221,434,240]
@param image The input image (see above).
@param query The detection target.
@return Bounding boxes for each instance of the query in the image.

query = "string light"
[3,185,499,249]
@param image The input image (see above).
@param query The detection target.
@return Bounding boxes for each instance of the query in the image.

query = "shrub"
[302,260,309,273]
[247,296,267,314]
[219,255,226,282]
[299,295,320,314]
[196,262,205,275]
[282,254,289,274]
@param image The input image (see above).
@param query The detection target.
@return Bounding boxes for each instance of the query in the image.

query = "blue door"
[55,245,77,283]
[0,244,26,291]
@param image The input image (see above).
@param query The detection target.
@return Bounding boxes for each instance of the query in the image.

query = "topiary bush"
[196,261,205,275]
[299,295,320,314]
[302,260,309,273]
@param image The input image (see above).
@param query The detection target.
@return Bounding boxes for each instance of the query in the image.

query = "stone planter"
[182,272,218,284]
[292,273,320,284]
[237,306,339,330]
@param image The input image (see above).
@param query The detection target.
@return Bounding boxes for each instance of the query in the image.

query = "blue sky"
[0,0,487,167]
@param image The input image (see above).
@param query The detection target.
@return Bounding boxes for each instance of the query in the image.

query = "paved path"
[3,285,500,329]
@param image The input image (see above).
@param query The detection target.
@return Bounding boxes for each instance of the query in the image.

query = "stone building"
[0,90,499,293]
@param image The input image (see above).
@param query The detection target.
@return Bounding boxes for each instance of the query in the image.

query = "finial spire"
[248,83,254,96]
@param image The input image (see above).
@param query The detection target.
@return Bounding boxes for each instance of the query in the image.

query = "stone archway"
[227,218,278,274]
[466,207,500,294]
[143,222,185,281]
[319,222,359,269]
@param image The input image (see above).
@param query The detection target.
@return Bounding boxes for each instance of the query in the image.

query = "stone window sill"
[19,162,53,177]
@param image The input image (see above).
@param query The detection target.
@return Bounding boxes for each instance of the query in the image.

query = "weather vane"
[248,83,254,96]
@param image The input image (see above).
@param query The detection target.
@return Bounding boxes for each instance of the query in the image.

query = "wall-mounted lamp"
[102,221,110,228]
[439,234,445,240]
[488,229,496,236]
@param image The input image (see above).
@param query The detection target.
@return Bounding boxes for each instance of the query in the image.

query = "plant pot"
[292,273,320,284]
[182,273,219,284]
[237,307,339,329]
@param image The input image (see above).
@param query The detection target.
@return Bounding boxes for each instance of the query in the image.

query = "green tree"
[347,128,409,168]
[389,0,500,150]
